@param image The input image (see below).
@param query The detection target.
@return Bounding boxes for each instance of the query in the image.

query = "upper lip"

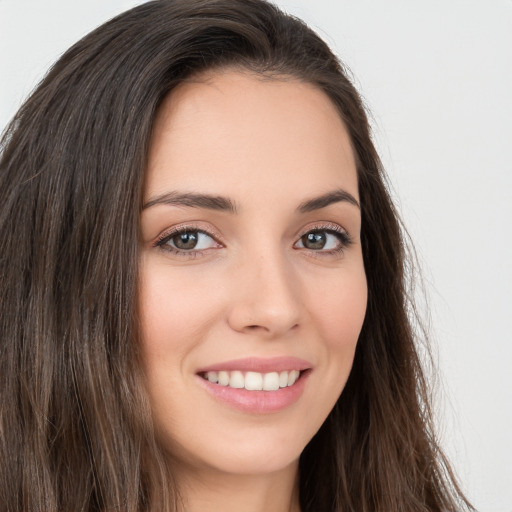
[196,356,312,374]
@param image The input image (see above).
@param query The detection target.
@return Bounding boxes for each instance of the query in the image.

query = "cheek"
[138,261,217,359]
[291,262,367,444]
[137,260,221,439]
[306,265,367,353]
[301,262,367,420]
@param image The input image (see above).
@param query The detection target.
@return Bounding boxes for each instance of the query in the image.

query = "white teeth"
[218,371,229,386]
[287,370,300,386]
[207,371,218,383]
[203,370,302,391]
[263,372,280,391]
[229,370,245,388]
[245,372,263,390]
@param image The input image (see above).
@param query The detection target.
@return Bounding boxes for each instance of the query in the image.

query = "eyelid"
[296,221,351,240]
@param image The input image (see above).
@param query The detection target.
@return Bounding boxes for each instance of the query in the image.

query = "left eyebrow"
[297,189,360,213]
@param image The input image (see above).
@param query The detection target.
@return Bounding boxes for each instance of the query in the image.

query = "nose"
[226,249,302,339]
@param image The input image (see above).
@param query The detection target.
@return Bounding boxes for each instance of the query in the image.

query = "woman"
[0,0,473,510]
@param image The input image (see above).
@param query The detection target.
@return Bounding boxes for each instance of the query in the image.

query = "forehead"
[145,70,358,204]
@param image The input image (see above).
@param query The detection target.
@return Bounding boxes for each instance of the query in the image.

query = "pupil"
[173,231,198,250]
[304,232,326,249]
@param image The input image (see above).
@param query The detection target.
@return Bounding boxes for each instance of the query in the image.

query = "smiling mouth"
[199,370,306,391]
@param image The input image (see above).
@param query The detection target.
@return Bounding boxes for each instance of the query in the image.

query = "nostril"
[244,324,269,332]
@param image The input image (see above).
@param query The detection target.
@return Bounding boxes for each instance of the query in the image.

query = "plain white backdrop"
[1,1,511,510]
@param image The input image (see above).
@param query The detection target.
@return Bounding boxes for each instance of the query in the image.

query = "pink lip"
[196,356,312,374]
[195,357,312,414]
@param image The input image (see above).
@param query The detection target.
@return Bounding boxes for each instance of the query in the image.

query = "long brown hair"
[0,1,473,510]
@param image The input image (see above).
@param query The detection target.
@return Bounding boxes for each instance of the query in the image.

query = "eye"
[294,226,352,254]
[155,228,220,255]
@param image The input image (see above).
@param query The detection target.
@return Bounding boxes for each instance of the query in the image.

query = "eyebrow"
[142,188,359,213]
[142,191,238,213]
[297,189,360,212]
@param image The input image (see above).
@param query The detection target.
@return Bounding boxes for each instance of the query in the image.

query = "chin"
[163,422,311,477]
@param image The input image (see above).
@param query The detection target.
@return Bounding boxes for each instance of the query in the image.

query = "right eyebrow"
[142,191,238,213]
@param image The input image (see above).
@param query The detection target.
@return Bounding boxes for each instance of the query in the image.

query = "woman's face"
[139,71,367,477]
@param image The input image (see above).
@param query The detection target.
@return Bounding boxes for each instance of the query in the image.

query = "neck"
[175,460,301,512]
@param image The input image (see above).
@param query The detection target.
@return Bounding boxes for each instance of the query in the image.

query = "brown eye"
[301,231,327,250]
[156,229,219,253]
[294,227,351,253]
[172,231,199,250]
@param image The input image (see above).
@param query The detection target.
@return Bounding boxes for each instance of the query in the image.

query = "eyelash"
[154,223,353,259]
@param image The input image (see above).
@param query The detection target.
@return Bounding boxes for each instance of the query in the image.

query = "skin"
[139,70,367,512]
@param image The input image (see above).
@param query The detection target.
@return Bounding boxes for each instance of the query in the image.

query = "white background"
[1,1,511,510]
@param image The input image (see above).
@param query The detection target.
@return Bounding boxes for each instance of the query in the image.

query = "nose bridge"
[227,240,301,337]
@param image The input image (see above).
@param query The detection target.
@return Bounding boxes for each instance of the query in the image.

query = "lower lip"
[196,370,310,414]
